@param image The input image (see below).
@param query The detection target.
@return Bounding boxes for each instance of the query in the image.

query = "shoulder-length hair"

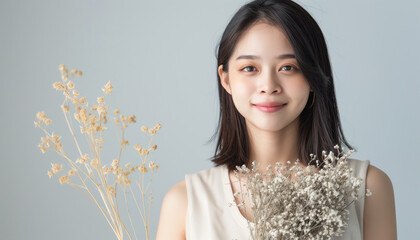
[209,0,355,171]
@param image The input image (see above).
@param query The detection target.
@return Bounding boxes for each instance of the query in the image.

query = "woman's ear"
[218,65,231,95]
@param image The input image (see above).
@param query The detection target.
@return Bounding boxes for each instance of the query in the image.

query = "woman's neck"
[245,118,300,171]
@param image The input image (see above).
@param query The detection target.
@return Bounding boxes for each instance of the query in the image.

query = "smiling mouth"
[254,103,287,113]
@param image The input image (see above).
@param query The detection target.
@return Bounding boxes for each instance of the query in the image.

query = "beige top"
[185,158,370,240]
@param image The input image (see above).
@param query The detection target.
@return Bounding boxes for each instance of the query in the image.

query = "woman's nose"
[257,69,282,94]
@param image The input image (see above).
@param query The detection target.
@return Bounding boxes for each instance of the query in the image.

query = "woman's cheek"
[289,78,310,96]
[230,77,253,96]
[230,83,253,114]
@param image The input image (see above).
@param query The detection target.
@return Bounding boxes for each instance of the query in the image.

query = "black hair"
[209,0,355,170]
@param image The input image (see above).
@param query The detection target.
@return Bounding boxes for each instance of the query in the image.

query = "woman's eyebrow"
[235,54,296,60]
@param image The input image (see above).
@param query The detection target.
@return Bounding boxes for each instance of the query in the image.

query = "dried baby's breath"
[126,115,136,123]
[97,96,104,104]
[35,64,162,240]
[37,111,47,121]
[70,68,77,76]
[76,156,86,164]
[106,185,115,195]
[123,177,131,185]
[141,126,148,133]
[134,144,142,151]
[139,164,148,173]
[59,175,69,184]
[68,169,75,176]
[111,159,119,167]
[79,97,86,104]
[233,145,372,240]
[53,82,66,90]
[148,161,156,170]
[90,158,99,167]
[44,119,52,125]
[51,163,63,173]
[67,81,75,89]
[61,104,69,112]
[102,81,113,94]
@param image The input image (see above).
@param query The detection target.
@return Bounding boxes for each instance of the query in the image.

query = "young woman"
[156,0,397,239]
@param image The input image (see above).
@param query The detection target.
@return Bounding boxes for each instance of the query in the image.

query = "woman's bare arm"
[156,180,187,240]
[364,164,397,239]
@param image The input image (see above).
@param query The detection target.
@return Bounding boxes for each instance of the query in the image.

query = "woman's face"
[218,22,311,133]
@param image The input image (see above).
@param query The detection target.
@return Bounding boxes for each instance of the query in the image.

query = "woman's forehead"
[231,22,295,60]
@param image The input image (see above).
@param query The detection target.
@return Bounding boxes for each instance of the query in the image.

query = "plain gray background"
[1,0,419,239]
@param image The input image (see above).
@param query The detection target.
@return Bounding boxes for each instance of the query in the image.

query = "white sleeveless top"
[185,158,370,240]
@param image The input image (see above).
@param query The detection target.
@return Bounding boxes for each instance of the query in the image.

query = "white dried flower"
[232,146,371,240]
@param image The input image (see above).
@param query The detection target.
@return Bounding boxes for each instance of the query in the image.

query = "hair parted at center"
[208,0,355,171]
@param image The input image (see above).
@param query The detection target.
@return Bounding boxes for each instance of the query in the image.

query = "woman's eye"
[280,65,295,71]
[242,66,257,72]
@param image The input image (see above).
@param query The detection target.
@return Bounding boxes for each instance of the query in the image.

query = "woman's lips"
[254,103,287,113]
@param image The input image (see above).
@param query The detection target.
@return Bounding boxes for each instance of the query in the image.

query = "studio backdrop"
[0,0,419,239]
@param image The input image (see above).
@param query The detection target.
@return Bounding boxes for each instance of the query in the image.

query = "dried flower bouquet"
[34,64,161,240]
[232,146,372,240]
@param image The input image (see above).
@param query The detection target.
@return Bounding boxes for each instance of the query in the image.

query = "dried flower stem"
[36,65,162,240]
[123,186,139,240]
[62,101,83,157]
[63,150,124,238]
[66,181,121,237]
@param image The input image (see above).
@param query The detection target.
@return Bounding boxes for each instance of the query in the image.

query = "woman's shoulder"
[160,178,188,211]
[362,161,397,239]
[364,162,394,207]
[156,165,226,239]
[346,158,393,192]
[346,157,392,186]
[158,165,226,216]
[156,179,187,240]
[165,179,187,200]
[162,164,225,199]
[365,163,392,187]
